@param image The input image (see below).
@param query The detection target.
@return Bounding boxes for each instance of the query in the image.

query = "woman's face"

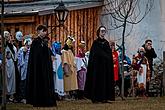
[99,27,106,38]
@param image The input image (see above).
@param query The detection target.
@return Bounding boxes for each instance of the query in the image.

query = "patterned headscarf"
[138,47,146,53]
[78,41,85,48]
[65,35,75,48]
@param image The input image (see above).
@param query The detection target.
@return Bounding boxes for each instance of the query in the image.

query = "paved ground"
[3,96,165,110]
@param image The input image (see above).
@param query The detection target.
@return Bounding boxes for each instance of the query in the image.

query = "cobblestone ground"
[3,96,165,110]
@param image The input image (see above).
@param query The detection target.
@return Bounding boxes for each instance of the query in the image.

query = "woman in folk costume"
[51,41,64,98]
[17,35,32,103]
[61,36,78,99]
[132,47,150,97]
[4,31,17,102]
[110,41,119,83]
[75,41,88,99]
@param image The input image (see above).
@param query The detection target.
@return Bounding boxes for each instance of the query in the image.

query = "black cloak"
[26,37,56,107]
[84,37,115,102]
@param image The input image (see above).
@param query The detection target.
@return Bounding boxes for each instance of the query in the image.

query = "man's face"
[38,29,47,38]
[145,41,152,50]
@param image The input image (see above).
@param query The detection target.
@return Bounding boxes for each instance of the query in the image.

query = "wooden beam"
[4,0,33,3]
[38,2,102,16]
[68,2,102,11]
[0,16,35,24]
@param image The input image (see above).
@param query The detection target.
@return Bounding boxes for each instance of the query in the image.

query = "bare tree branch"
[103,0,154,26]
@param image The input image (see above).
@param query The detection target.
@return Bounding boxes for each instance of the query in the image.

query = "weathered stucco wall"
[101,0,165,61]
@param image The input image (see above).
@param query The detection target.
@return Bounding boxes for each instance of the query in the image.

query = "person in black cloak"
[26,25,56,107]
[84,26,115,103]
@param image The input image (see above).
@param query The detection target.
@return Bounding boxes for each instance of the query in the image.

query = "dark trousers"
[19,80,26,100]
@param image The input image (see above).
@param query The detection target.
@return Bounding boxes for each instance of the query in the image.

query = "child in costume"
[52,41,64,99]
[17,35,32,103]
[75,41,88,99]
[61,36,78,100]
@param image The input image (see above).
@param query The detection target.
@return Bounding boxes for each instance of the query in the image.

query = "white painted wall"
[101,0,165,61]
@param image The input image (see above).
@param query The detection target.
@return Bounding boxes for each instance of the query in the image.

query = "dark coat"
[26,37,56,107]
[142,44,157,72]
[84,37,115,102]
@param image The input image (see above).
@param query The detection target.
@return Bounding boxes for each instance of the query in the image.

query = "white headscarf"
[4,31,10,38]
[16,31,23,41]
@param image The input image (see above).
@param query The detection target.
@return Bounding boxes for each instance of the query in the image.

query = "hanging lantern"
[54,1,69,26]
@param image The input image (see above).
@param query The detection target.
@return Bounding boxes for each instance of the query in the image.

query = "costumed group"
[0,25,157,107]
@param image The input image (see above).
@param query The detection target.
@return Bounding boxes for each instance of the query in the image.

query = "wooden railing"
[4,0,33,3]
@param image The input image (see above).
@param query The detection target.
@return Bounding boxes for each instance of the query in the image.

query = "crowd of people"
[0,25,157,107]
